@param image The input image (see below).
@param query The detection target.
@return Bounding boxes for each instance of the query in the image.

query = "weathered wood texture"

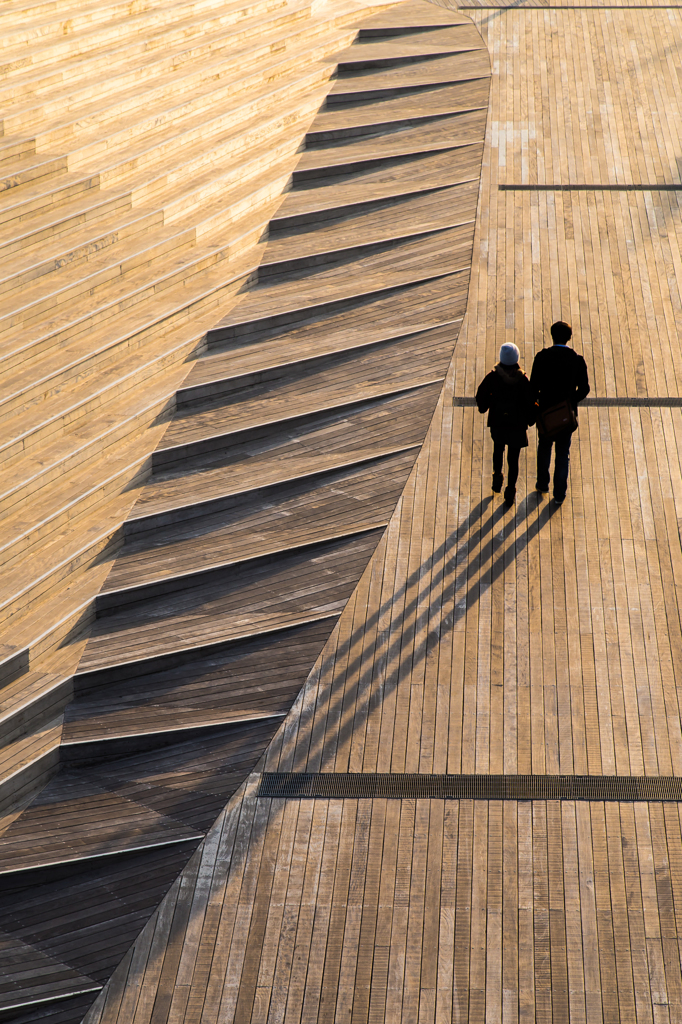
[83,1,682,1021]
[0,3,489,1021]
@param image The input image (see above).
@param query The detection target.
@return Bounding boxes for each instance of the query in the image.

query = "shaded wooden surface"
[0,3,488,1021]
[83,0,682,1021]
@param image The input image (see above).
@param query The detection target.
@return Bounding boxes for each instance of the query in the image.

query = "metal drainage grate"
[257,773,682,801]
[455,396,682,408]
[499,183,682,191]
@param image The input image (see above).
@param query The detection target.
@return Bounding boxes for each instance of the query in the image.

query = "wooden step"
[129,384,442,523]
[268,144,484,223]
[102,451,415,594]
[0,164,101,231]
[158,326,455,458]
[183,273,464,393]
[329,48,491,101]
[79,529,384,672]
[0,150,67,194]
[0,719,61,817]
[305,80,490,143]
[0,775,202,874]
[0,0,312,132]
[215,222,475,332]
[0,931,99,1017]
[0,185,131,262]
[0,203,165,300]
[296,111,487,174]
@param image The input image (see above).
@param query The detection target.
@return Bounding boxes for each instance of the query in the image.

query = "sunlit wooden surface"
[85,0,682,1020]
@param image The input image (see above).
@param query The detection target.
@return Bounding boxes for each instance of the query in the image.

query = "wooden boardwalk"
[13,0,682,1017]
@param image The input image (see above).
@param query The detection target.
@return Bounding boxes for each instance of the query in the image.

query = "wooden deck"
[79,0,682,1020]
[0,2,490,1020]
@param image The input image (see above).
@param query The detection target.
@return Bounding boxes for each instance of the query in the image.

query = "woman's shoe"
[492,472,503,493]
[503,486,515,506]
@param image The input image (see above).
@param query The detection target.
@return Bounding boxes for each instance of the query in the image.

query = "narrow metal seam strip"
[499,183,682,190]
[258,773,682,801]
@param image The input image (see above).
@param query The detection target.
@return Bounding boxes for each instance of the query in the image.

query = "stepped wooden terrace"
[3,0,682,1020]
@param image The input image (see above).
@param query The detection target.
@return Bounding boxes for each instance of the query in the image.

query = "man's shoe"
[535,481,549,494]
[503,487,515,506]
[492,472,503,493]
[553,495,565,505]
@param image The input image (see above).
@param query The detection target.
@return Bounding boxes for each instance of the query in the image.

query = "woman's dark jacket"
[475,363,534,448]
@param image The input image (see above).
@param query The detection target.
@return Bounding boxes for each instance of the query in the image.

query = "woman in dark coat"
[475,342,534,505]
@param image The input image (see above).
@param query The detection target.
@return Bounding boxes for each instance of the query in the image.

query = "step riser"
[336,49,473,73]
[0,747,59,818]
[3,9,316,138]
[0,679,72,750]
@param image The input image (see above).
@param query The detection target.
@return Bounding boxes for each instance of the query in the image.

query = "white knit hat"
[499,343,520,365]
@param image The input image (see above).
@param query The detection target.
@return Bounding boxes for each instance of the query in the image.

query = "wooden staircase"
[0,0,392,836]
[0,1,491,1020]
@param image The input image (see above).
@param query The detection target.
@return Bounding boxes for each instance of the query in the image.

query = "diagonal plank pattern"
[0,4,490,1022]
[81,0,682,1021]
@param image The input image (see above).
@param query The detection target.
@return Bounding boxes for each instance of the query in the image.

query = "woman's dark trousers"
[536,431,572,500]
[492,441,520,495]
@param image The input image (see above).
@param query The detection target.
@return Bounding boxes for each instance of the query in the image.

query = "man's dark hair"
[550,320,572,344]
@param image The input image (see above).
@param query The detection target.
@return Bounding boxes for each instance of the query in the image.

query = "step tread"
[0,931,98,1012]
[264,179,479,261]
[330,48,491,94]
[296,109,487,172]
[357,0,471,28]
[0,775,202,874]
[270,144,483,221]
[162,324,455,448]
[219,221,475,324]
[79,529,383,671]
[104,451,415,592]
[307,79,490,137]
[0,167,101,228]
[130,382,443,520]
[334,34,484,65]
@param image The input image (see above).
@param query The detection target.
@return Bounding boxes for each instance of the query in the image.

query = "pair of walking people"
[475,321,590,505]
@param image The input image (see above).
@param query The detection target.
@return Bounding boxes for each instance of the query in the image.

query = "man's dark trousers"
[536,430,572,500]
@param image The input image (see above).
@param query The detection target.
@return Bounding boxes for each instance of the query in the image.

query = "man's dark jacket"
[530,344,590,418]
[476,363,533,448]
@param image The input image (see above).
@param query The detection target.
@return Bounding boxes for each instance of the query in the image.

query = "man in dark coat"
[476,342,533,506]
[530,320,590,505]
